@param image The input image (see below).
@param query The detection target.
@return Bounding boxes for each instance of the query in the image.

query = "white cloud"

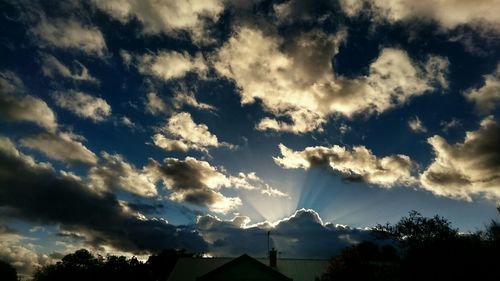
[0,235,54,279]
[363,0,500,31]
[0,71,58,132]
[465,64,500,114]
[138,50,207,81]
[41,54,98,83]
[92,0,224,42]
[88,152,158,197]
[440,118,462,132]
[145,92,170,115]
[119,49,133,67]
[229,172,289,198]
[20,132,98,166]
[172,91,215,111]
[339,0,364,17]
[145,90,214,116]
[420,116,500,201]
[408,116,427,133]
[153,112,221,152]
[0,136,52,170]
[274,143,416,187]
[31,18,106,56]
[52,91,111,122]
[213,26,448,133]
[120,116,136,128]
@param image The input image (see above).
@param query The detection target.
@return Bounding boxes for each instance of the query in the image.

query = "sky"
[1,0,500,278]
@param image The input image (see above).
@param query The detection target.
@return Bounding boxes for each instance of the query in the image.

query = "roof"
[197,254,292,281]
[168,255,328,281]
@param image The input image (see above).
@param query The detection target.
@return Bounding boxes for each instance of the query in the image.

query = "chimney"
[269,248,277,268]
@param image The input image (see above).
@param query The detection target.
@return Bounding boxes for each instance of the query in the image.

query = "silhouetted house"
[167,249,328,281]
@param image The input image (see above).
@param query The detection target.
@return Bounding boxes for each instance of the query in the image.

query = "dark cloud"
[0,137,207,254]
[197,209,375,258]
[421,117,500,200]
[125,202,164,214]
[148,157,241,213]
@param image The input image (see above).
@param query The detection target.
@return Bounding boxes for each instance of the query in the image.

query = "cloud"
[138,50,208,81]
[147,157,240,213]
[0,229,55,279]
[146,156,287,212]
[88,152,157,197]
[356,0,500,32]
[464,64,500,114]
[92,0,224,42]
[229,172,289,198]
[197,209,374,258]
[0,136,208,254]
[213,26,448,133]
[41,54,98,83]
[440,118,462,132]
[31,18,106,56]
[145,90,214,117]
[273,0,342,23]
[339,0,364,17]
[120,116,136,128]
[408,116,427,133]
[274,143,416,187]
[172,91,215,111]
[20,132,98,166]
[153,112,226,152]
[145,92,171,115]
[420,116,500,201]
[0,71,58,132]
[52,90,112,122]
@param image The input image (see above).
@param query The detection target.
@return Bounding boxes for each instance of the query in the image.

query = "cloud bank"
[214,26,448,133]
[274,144,416,187]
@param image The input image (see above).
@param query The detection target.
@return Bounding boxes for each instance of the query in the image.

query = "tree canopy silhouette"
[33,248,194,281]
[0,260,18,281]
[323,209,500,281]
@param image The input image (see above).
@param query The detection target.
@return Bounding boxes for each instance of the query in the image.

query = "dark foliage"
[323,208,500,281]
[0,260,18,281]
[33,249,194,281]
[322,242,400,281]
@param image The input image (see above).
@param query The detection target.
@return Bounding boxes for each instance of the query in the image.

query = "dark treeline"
[321,208,500,281]
[0,249,196,281]
[33,249,196,281]
[1,207,498,281]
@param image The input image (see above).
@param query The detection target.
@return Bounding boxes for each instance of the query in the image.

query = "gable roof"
[197,254,292,281]
[168,255,328,281]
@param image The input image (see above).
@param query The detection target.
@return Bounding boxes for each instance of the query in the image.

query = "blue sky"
[1,0,500,277]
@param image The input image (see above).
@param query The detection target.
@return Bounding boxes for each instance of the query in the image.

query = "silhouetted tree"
[374,210,458,248]
[33,248,193,281]
[33,249,101,281]
[322,242,400,281]
[481,205,500,244]
[0,260,18,281]
[324,209,499,281]
[146,249,194,281]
